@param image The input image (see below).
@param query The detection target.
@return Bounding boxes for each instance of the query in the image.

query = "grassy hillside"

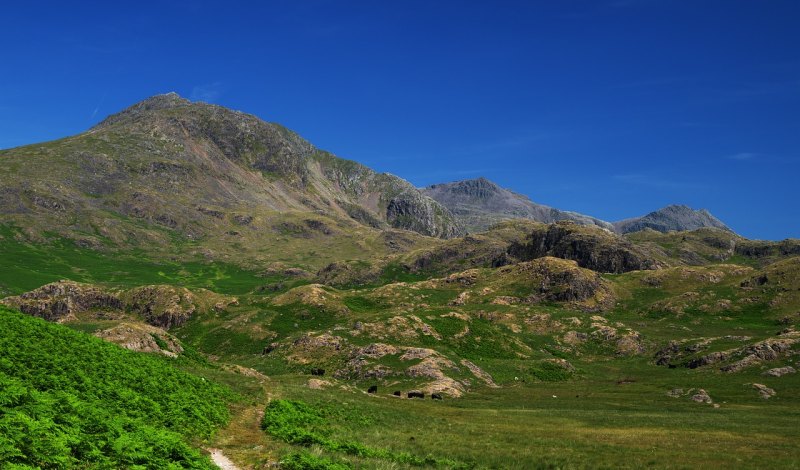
[160,256,800,468]
[0,307,231,468]
[2,227,800,468]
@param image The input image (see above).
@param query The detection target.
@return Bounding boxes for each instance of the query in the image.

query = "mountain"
[0,93,463,268]
[421,177,613,233]
[2,96,799,469]
[613,204,732,234]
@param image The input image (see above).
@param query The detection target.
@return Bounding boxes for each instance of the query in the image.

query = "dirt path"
[208,448,240,470]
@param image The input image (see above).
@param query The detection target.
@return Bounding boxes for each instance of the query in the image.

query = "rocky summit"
[613,204,732,234]
[422,177,613,233]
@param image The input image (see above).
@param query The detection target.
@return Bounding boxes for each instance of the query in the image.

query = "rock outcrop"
[0,280,123,322]
[122,285,198,329]
[763,366,796,377]
[3,280,234,329]
[94,322,184,357]
[691,389,713,404]
[654,332,799,372]
[752,383,776,399]
[507,221,659,273]
[493,257,616,311]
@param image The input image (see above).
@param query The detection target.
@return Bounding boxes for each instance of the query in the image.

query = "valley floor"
[203,359,800,469]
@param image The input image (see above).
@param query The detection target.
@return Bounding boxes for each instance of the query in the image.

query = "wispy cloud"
[190,82,223,103]
[726,152,759,161]
[89,92,107,121]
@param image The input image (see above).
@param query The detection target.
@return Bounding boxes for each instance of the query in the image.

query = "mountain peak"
[93,92,193,129]
[427,177,502,200]
[614,204,732,234]
[126,92,191,110]
[422,177,613,233]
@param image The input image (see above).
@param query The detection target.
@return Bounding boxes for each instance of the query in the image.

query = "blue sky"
[1,1,798,239]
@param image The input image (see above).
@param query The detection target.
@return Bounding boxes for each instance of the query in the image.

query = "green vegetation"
[261,399,467,468]
[0,307,231,468]
[0,225,265,295]
[280,450,352,470]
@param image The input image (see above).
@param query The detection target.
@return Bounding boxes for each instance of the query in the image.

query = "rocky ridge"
[422,177,613,233]
[613,204,731,234]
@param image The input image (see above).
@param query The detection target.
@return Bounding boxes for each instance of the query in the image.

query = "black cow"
[407,391,425,399]
[431,393,442,400]
[310,368,325,376]
[393,390,402,397]
[367,385,378,394]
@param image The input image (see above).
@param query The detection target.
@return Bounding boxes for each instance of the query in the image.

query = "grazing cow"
[431,393,442,400]
[407,391,424,399]
[310,368,325,376]
[393,390,401,397]
[368,385,378,394]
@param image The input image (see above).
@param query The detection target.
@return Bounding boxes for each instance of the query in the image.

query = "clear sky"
[1,1,798,239]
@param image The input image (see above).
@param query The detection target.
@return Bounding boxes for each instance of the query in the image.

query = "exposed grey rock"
[691,389,713,404]
[752,383,776,399]
[507,221,659,273]
[763,366,796,377]
[386,189,463,238]
[123,285,198,329]
[614,205,731,234]
[0,280,123,322]
[422,177,613,233]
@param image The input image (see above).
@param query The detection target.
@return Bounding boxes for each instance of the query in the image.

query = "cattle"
[407,391,424,399]
[310,368,325,376]
[367,385,378,394]
[431,393,442,400]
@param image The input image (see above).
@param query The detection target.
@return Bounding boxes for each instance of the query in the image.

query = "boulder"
[763,366,796,377]
[690,389,713,404]
[307,378,332,390]
[752,383,776,399]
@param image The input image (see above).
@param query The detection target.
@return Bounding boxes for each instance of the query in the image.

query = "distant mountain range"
[422,177,732,235]
[421,178,613,233]
[612,204,731,234]
[0,93,734,265]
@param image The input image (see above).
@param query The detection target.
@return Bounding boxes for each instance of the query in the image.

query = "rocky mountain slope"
[0,93,462,269]
[613,204,731,234]
[422,178,734,237]
[422,177,613,233]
